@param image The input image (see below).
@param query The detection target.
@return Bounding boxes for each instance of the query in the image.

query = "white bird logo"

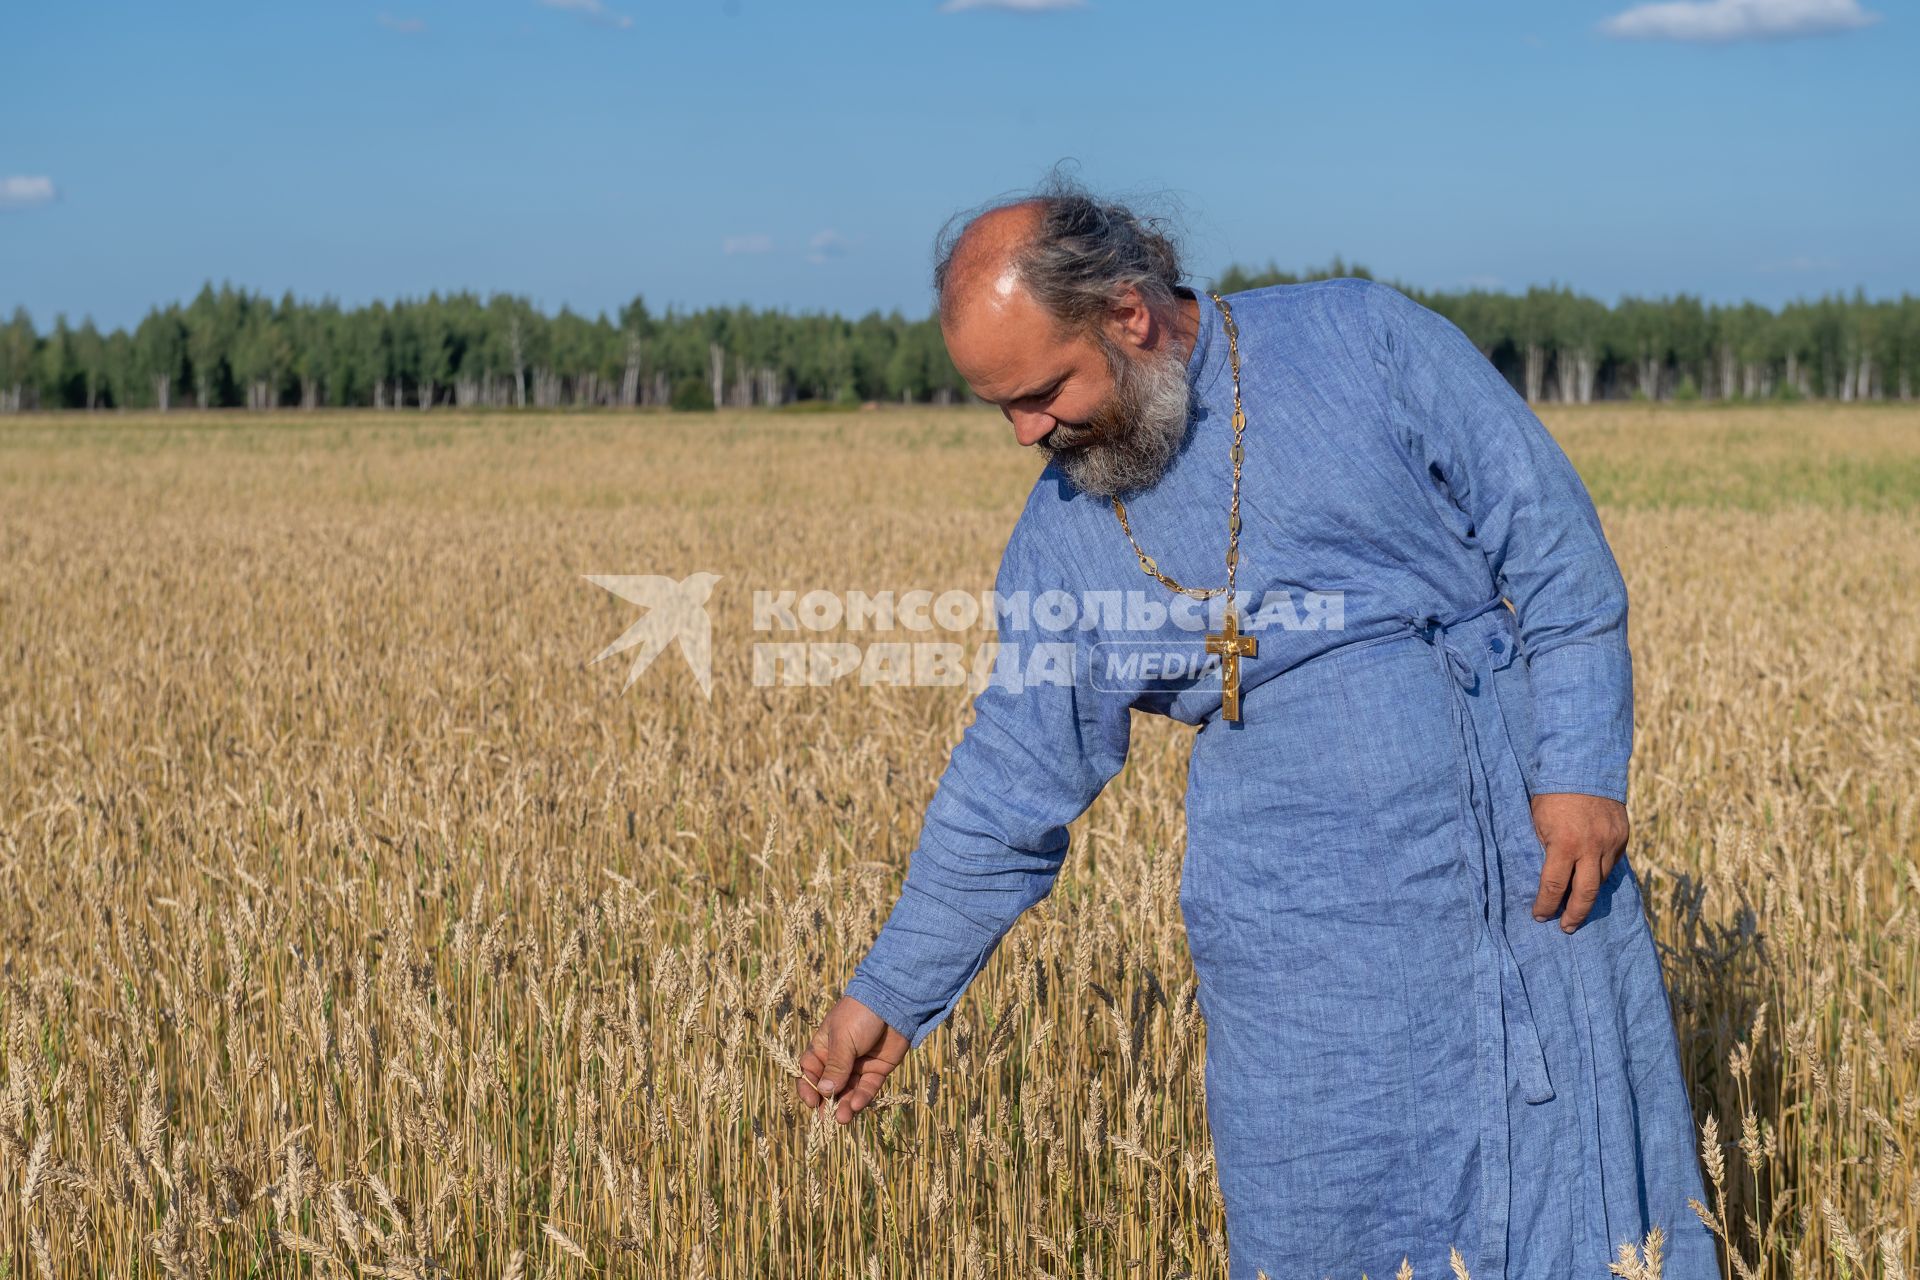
[585,572,722,697]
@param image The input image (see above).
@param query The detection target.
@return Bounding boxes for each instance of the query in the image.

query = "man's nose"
[1009,409,1055,447]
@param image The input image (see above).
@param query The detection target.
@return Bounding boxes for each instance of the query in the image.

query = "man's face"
[941,278,1192,498]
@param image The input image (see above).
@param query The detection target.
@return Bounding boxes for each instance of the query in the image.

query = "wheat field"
[0,404,1915,1279]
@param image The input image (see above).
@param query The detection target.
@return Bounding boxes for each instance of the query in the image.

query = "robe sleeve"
[1367,282,1634,806]
[841,505,1133,1049]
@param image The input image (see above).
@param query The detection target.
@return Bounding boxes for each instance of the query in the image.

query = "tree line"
[1221,260,1918,405]
[2,263,1915,413]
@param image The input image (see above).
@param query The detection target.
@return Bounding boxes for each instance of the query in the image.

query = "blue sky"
[2,0,1911,331]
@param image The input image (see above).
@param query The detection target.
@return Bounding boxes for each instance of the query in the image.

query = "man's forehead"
[943,256,1044,330]
[946,303,1073,398]
[945,272,1067,356]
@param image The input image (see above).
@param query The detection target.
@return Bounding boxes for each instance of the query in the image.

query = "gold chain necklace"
[1108,290,1258,720]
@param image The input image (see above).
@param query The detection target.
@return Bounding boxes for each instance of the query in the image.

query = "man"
[792,176,1716,1280]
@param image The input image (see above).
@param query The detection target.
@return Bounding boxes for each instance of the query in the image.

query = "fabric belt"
[1410,595,1556,1108]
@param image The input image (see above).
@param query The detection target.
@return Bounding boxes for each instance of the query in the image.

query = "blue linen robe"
[842,278,1715,1279]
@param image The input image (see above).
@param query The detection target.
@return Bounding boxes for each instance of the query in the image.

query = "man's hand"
[793,996,910,1126]
[1530,792,1629,933]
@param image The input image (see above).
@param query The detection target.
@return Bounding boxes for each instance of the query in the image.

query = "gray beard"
[1037,335,1192,499]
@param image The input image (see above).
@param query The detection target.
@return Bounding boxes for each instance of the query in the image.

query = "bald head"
[935,200,1049,332]
[932,175,1187,346]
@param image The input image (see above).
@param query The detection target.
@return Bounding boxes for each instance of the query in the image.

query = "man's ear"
[1103,286,1154,351]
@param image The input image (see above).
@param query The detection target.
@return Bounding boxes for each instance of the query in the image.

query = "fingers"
[794,1044,825,1110]
[1534,843,1608,932]
[1600,844,1624,882]
[1559,851,1604,932]
[795,1048,895,1125]
[831,1058,896,1125]
[1531,844,1577,924]
[793,1023,834,1110]
[817,1024,857,1100]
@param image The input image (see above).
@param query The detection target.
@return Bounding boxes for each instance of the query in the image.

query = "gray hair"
[932,168,1187,337]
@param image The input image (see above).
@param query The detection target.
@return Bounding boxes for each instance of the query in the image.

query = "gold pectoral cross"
[1204,607,1258,721]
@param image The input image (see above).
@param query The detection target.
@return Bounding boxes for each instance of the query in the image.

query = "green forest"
[3,261,1915,413]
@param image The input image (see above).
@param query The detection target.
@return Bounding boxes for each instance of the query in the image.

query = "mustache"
[1038,392,1134,454]
[1037,418,1106,452]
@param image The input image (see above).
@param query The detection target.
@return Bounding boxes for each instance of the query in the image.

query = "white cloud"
[539,0,633,30]
[0,176,56,210]
[722,234,774,255]
[1599,0,1880,42]
[939,0,1088,12]
[805,230,852,265]
[377,13,427,33]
